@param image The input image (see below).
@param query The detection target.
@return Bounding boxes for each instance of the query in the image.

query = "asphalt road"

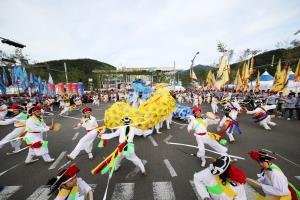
[0,102,299,200]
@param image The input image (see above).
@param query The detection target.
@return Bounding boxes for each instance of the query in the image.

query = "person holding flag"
[99,117,147,175]
[0,104,27,153]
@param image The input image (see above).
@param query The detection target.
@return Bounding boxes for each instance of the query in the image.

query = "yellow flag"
[206,70,215,89]
[241,62,249,91]
[255,70,260,92]
[234,68,242,92]
[273,59,281,84]
[215,56,230,90]
[295,58,300,82]
[272,65,290,92]
[190,69,198,80]
[249,56,254,76]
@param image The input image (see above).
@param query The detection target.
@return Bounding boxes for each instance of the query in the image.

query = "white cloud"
[0,0,299,69]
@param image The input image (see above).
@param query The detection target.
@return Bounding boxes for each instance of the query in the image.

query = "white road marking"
[90,184,97,191]
[163,135,173,144]
[0,186,22,200]
[26,185,50,200]
[189,180,201,200]
[111,183,135,200]
[72,132,80,140]
[152,182,175,200]
[0,162,23,177]
[125,160,147,180]
[149,136,158,147]
[48,151,67,170]
[163,159,177,177]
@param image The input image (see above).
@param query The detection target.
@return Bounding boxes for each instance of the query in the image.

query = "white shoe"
[45,158,55,163]
[88,153,94,160]
[201,160,206,167]
[25,158,39,164]
[287,118,291,120]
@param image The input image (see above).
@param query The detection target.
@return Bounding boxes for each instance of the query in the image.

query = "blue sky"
[1,0,300,69]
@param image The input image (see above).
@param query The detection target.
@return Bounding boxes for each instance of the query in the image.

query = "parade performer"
[0,100,8,120]
[188,107,228,167]
[246,102,277,130]
[218,100,242,143]
[100,117,147,175]
[48,163,93,200]
[193,155,247,200]
[0,104,27,153]
[92,95,100,106]
[248,150,298,200]
[23,105,55,164]
[211,95,219,114]
[67,107,99,160]
[59,98,71,116]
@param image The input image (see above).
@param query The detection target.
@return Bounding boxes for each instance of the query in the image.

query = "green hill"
[30,58,116,86]
[180,46,300,87]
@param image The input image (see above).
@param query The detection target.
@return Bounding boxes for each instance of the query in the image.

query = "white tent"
[249,70,300,92]
[249,71,274,90]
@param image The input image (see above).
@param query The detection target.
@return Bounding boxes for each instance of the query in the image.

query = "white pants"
[69,130,98,159]
[226,128,235,142]
[115,145,145,173]
[211,103,218,114]
[0,127,24,151]
[25,147,52,162]
[0,113,7,120]
[59,107,69,115]
[259,116,276,130]
[195,134,228,162]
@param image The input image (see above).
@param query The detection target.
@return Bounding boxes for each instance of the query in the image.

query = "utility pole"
[64,62,68,83]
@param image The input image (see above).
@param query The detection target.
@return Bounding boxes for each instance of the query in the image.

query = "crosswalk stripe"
[125,160,148,180]
[149,136,158,146]
[48,151,67,170]
[72,132,80,140]
[26,184,96,200]
[0,186,22,200]
[189,180,201,200]
[163,135,173,144]
[163,159,177,177]
[111,183,135,200]
[26,185,50,200]
[152,182,175,200]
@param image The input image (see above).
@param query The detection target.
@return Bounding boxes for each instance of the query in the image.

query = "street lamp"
[0,37,26,48]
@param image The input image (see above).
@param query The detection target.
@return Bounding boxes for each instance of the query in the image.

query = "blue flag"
[38,77,43,97]
[2,67,9,86]
[0,76,7,94]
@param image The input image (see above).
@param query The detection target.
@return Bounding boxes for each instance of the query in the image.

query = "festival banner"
[78,82,84,96]
[72,83,78,95]
[66,83,73,96]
